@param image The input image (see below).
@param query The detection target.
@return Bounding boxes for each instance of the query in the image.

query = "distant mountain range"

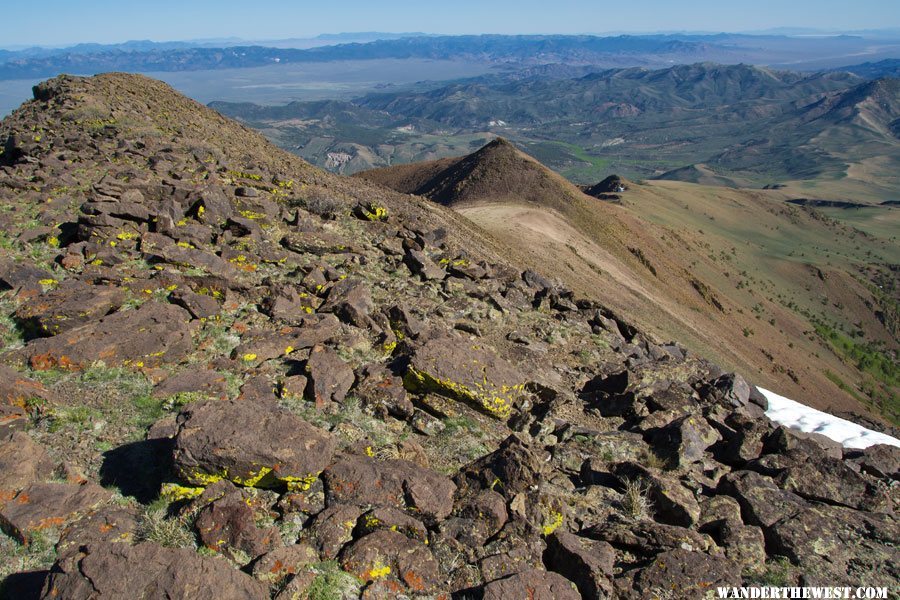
[210,62,900,198]
[1,32,899,80]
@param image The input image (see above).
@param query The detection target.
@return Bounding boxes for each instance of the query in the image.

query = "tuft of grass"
[305,561,363,600]
[744,557,796,588]
[621,477,653,520]
[135,509,195,549]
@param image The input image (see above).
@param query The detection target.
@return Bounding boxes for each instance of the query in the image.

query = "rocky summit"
[0,73,895,599]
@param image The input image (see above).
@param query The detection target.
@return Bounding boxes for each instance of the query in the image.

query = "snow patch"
[760,387,899,449]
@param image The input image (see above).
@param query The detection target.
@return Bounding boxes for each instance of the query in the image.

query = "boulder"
[358,506,428,542]
[151,369,229,400]
[320,278,376,329]
[40,542,268,599]
[404,248,446,280]
[169,288,220,320]
[611,462,701,528]
[15,280,126,336]
[631,549,740,596]
[323,455,455,521]
[583,517,714,555]
[766,504,900,586]
[545,530,615,599]
[847,444,900,480]
[0,431,55,507]
[22,302,194,370]
[0,481,112,542]
[650,413,720,467]
[456,435,545,500]
[718,470,806,528]
[340,529,443,594]
[309,503,365,559]
[481,569,580,600]
[250,542,318,585]
[55,506,139,559]
[195,483,282,562]
[231,315,340,366]
[355,365,414,419]
[774,456,888,512]
[404,334,525,419]
[305,344,355,407]
[0,258,54,296]
[173,398,335,490]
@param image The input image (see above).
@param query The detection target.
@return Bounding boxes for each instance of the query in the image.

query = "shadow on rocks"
[0,570,49,600]
[100,437,173,503]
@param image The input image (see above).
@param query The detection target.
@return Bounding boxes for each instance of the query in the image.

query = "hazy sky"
[4,0,899,47]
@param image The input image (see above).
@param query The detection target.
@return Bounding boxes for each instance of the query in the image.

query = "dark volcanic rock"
[41,542,268,599]
[481,569,581,600]
[22,302,194,370]
[309,503,365,559]
[630,549,740,596]
[15,280,126,336]
[404,334,525,419]
[0,431,55,508]
[456,435,545,500]
[0,481,112,542]
[718,470,806,528]
[765,504,900,586]
[195,483,282,562]
[847,443,900,479]
[54,506,139,559]
[545,530,615,599]
[322,455,455,521]
[305,344,355,407]
[340,529,443,594]
[173,398,335,489]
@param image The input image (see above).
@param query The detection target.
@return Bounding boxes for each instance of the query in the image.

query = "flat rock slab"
[0,431,55,507]
[0,481,112,542]
[41,542,268,600]
[21,302,194,370]
[55,506,139,559]
[173,398,335,490]
[323,455,456,521]
[0,258,53,297]
[15,280,125,335]
[404,334,525,419]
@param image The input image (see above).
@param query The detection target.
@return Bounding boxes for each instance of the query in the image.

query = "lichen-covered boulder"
[173,398,335,491]
[340,529,444,595]
[403,334,525,419]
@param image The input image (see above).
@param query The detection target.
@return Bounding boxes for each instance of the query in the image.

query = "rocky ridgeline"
[0,74,895,599]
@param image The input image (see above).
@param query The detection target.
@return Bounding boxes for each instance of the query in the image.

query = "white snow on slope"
[760,387,900,450]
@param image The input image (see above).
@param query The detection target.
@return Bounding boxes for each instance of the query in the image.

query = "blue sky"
[4,0,899,47]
